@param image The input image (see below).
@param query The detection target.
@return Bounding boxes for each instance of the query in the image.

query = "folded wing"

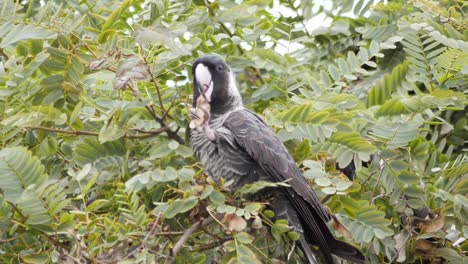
[223,109,365,264]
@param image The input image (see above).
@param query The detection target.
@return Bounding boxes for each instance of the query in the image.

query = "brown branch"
[145,105,185,145]
[154,231,186,236]
[204,2,265,86]
[7,201,27,222]
[25,126,169,139]
[0,48,9,60]
[192,237,233,252]
[143,215,161,244]
[139,45,166,114]
[160,97,178,121]
[166,217,214,264]
[0,237,16,244]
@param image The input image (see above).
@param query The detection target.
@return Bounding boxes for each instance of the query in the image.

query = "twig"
[320,194,332,204]
[0,48,9,60]
[145,104,185,145]
[139,45,166,114]
[166,217,214,264]
[206,209,227,230]
[287,0,311,37]
[6,201,27,222]
[64,253,82,264]
[369,168,385,203]
[192,237,233,252]
[154,231,186,236]
[160,97,178,121]
[204,1,265,86]
[0,237,16,244]
[25,126,170,139]
[142,214,161,245]
[122,215,162,261]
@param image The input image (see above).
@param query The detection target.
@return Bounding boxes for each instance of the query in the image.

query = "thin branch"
[144,105,185,145]
[166,217,214,264]
[206,209,228,230]
[155,62,188,78]
[287,0,311,37]
[154,231,186,236]
[320,194,332,204]
[165,127,185,145]
[25,126,169,139]
[160,97,178,121]
[142,214,161,245]
[204,0,265,86]
[0,48,9,60]
[192,237,233,252]
[0,237,16,244]
[26,126,99,136]
[7,201,27,222]
[139,45,166,114]
[122,215,162,261]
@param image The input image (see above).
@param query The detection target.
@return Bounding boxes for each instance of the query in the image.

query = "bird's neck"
[211,95,243,117]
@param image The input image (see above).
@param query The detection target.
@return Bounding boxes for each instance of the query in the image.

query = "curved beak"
[195,63,213,102]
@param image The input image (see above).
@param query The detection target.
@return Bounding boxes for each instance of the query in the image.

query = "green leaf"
[99,119,126,143]
[368,61,409,107]
[398,171,420,185]
[0,147,57,225]
[315,177,332,187]
[320,132,377,166]
[278,103,313,123]
[369,114,424,148]
[244,203,262,215]
[21,252,50,264]
[2,105,67,127]
[328,65,340,81]
[287,231,300,241]
[236,232,254,244]
[73,138,126,166]
[236,181,290,195]
[273,219,291,234]
[340,204,394,243]
[164,196,198,219]
[236,244,261,264]
[200,185,214,199]
[0,24,57,47]
[209,191,225,205]
[433,248,465,263]
[0,147,47,202]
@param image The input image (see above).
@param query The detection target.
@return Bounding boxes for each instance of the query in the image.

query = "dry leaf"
[415,239,436,255]
[189,94,215,141]
[418,214,446,233]
[114,75,130,90]
[251,215,263,229]
[89,58,110,71]
[225,213,247,232]
[331,215,352,239]
[394,229,411,262]
[189,107,205,129]
[271,259,286,264]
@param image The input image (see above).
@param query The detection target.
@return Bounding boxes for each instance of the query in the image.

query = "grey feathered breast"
[190,109,266,188]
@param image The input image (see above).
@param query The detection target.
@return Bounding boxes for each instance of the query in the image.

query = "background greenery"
[0,0,466,263]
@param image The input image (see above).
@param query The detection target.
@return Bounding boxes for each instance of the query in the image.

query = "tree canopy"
[0,0,466,263]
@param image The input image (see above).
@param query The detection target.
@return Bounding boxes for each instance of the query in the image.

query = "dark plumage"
[190,54,365,264]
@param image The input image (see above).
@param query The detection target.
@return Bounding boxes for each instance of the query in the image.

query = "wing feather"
[223,109,365,264]
[223,109,335,262]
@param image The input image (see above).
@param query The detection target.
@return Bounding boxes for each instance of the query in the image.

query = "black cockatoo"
[189,54,365,264]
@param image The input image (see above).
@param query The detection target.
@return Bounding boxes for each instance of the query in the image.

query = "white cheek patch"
[195,63,214,102]
[228,71,241,98]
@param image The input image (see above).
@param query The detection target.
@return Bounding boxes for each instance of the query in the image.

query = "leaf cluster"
[0,0,467,263]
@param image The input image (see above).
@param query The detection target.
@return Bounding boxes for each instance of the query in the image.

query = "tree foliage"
[0,0,466,263]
